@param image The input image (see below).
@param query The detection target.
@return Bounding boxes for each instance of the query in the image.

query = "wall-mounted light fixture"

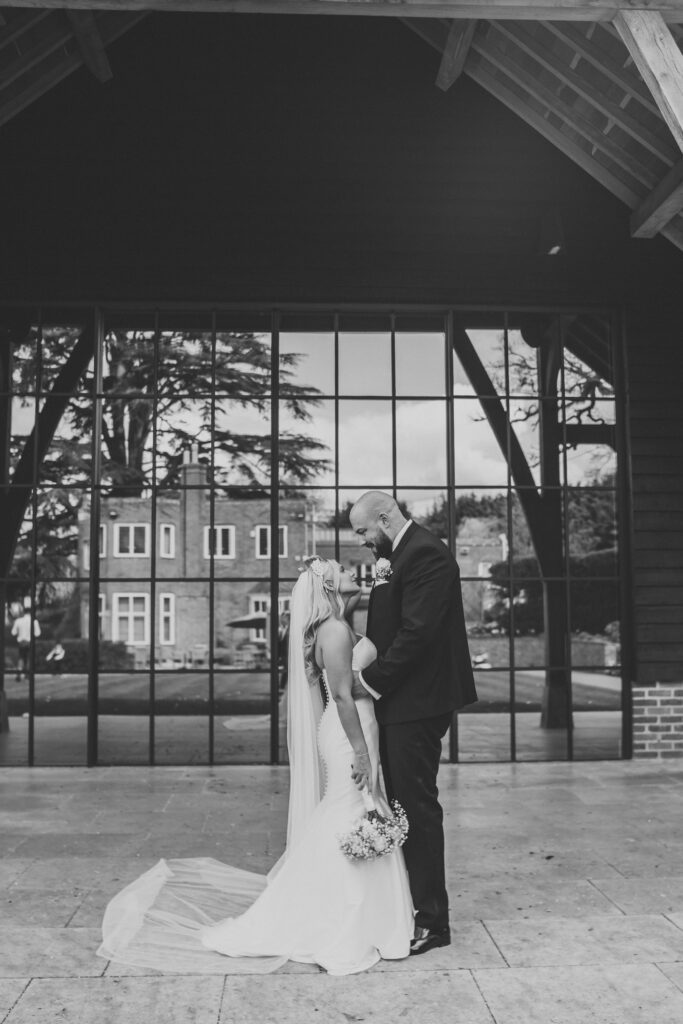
[537,208,565,256]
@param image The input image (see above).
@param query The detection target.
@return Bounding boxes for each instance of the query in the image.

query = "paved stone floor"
[2,760,683,1023]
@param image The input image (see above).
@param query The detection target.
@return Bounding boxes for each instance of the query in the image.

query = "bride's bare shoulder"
[316,617,353,652]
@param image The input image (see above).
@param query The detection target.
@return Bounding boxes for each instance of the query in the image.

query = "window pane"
[338,400,392,487]
[338,332,391,396]
[453,325,505,397]
[396,400,447,486]
[453,400,510,487]
[214,313,272,396]
[133,526,147,555]
[278,398,334,488]
[395,330,445,397]
[280,330,334,395]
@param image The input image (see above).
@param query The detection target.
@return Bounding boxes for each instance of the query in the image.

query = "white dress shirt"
[360,520,413,700]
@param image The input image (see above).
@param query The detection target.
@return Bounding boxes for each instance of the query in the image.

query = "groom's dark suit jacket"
[363,522,477,726]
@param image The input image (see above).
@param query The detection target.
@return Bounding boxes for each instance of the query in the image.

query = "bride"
[98,555,414,976]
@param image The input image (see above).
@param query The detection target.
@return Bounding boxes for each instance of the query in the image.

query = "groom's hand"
[350,671,369,701]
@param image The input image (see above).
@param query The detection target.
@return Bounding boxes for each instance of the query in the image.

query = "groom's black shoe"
[410,926,451,956]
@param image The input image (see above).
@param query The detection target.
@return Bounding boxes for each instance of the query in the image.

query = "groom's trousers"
[378,712,452,933]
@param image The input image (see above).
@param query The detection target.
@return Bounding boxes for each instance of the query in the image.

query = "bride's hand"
[351,750,371,791]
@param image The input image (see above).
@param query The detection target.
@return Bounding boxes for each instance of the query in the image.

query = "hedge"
[487,548,619,635]
[5,638,134,673]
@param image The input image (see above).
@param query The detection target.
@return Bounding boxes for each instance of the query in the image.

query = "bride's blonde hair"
[299,556,346,683]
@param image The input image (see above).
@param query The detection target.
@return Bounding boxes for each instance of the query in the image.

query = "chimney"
[181,445,207,576]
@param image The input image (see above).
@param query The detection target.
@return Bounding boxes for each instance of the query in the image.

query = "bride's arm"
[318,619,371,791]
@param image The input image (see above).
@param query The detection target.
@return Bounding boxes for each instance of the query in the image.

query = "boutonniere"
[374,558,393,586]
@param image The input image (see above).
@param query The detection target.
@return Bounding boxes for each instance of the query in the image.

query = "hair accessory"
[308,558,327,579]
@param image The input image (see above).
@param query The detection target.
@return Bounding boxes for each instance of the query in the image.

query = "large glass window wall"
[0,306,629,765]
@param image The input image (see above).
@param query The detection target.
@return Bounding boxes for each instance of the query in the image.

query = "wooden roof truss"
[2,2,683,252]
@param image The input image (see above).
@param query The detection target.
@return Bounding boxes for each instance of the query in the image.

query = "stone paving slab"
[5,856,158,891]
[473,963,683,1024]
[2,887,89,928]
[0,981,30,1020]
[659,961,683,992]
[2,763,683,1024]
[447,876,621,919]
[3,976,225,1024]
[589,876,683,915]
[219,973,494,1024]
[484,914,683,967]
[0,928,104,979]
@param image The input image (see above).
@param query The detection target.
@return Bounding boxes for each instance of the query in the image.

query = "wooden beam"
[0,11,52,52]
[0,13,146,127]
[0,23,74,93]
[471,34,660,189]
[4,1,683,22]
[67,11,113,82]
[630,156,683,234]
[466,54,642,207]
[400,17,449,53]
[542,21,662,117]
[436,19,476,90]
[490,21,678,165]
[614,10,683,153]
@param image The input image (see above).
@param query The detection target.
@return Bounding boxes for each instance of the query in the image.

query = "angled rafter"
[464,54,683,253]
[542,21,662,117]
[436,19,476,90]
[630,157,683,235]
[67,10,113,83]
[3,1,683,21]
[466,54,642,207]
[490,21,678,166]
[614,10,683,153]
[0,11,53,52]
[471,32,661,190]
[0,13,146,128]
[0,22,74,94]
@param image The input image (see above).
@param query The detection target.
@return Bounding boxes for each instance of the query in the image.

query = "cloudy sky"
[11,329,615,514]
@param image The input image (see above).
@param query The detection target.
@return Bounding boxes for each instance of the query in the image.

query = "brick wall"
[632,684,683,759]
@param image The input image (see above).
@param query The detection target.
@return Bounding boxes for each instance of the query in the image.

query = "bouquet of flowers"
[338,792,409,861]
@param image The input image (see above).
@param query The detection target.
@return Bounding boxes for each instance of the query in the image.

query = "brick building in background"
[79,453,374,669]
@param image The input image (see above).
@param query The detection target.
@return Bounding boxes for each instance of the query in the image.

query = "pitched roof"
[2,7,683,252]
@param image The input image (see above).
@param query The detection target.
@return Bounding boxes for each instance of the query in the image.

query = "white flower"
[375,558,393,583]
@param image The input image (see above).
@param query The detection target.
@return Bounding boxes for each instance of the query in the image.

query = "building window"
[114,523,150,558]
[82,524,107,569]
[249,595,269,641]
[160,524,175,559]
[204,525,235,559]
[98,593,106,640]
[255,525,288,559]
[249,595,291,641]
[112,593,149,645]
[159,594,175,645]
[354,563,375,591]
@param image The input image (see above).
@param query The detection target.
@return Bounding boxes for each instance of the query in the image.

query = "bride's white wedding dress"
[98,638,414,976]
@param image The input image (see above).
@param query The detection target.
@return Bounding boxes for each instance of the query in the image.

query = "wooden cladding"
[627,308,683,685]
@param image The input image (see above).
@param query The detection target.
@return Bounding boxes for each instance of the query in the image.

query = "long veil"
[97,572,321,973]
[273,569,324,868]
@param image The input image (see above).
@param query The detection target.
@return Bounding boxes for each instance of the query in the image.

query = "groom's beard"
[372,533,393,559]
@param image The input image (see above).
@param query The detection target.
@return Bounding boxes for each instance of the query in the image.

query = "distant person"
[46,642,66,675]
[11,609,41,681]
[277,610,290,692]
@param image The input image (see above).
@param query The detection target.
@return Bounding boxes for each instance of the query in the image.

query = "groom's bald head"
[350,491,408,559]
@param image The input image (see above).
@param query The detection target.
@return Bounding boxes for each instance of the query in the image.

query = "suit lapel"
[391,521,418,564]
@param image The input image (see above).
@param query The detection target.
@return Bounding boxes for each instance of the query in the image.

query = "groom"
[350,491,477,956]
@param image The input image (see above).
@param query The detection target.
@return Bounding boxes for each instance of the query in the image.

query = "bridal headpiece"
[299,556,335,592]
